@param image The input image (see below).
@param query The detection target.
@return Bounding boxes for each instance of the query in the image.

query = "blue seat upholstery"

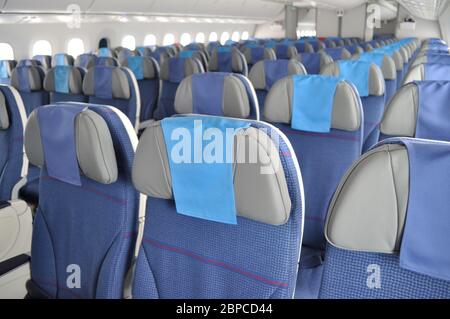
[153,57,204,120]
[263,75,363,298]
[209,46,248,76]
[380,81,450,142]
[241,46,276,71]
[0,85,28,200]
[249,60,306,114]
[44,66,87,103]
[82,65,141,130]
[94,56,120,67]
[174,72,260,120]
[0,60,15,84]
[121,56,160,123]
[403,62,450,84]
[297,52,332,75]
[97,47,116,58]
[272,44,298,60]
[52,53,74,67]
[75,53,97,69]
[131,115,303,298]
[320,139,450,298]
[322,48,352,61]
[136,46,154,57]
[321,61,386,152]
[24,103,142,299]
[177,50,209,71]
[10,65,49,115]
[150,47,175,66]
[32,55,52,70]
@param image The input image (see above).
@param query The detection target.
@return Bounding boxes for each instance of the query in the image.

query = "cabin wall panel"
[341,4,366,39]
[316,8,339,38]
[395,4,441,39]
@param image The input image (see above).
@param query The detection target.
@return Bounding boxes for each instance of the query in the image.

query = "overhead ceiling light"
[118,16,128,23]
[155,16,169,22]
[135,16,147,22]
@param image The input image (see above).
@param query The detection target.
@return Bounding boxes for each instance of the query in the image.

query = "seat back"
[177,50,209,71]
[32,55,52,70]
[320,139,450,299]
[83,66,140,130]
[241,46,276,70]
[0,86,28,200]
[97,47,116,58]
[121,56,160,122]
[380,81,450,142]
[410,54,450,68]
[404,63,450,84]
[299,52,332,75]
[273,44,298,60]
[249,60,307,113]
[209,46,248,76]
[321,61,385,152]
[132,115,303,299]
[322,48,352,61]
[75,53,97,69]
[175,72,259,119]
[0,60,15,84]
[293,40,315,53]
[264,75,363,251]
[24,103,141,299]
[153,57,204,120]
[44,66,87,103]
[52,53,74,67]
[10,65,49,115]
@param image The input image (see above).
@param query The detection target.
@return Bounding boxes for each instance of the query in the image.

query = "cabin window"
[241,31,249,40]
[231,31,240,42]
[180,33,192,46]
[195,33,205,43]
[122,35,136,50]
[220,32,230,45]
[32,40,52,56]
[0,43,14,60]
[209,32,218,42]
[67,38,85,58]
[144,34,157,46]
[163,33,176,46]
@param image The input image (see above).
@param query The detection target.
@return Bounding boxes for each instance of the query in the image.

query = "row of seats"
[2,36,450,298]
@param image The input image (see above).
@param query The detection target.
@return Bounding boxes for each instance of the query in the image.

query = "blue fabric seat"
[10,65,49,116]
[174,72,260,120]
[297,52,331,74]
[209,46,248,76]
[322,48,351,61]
[121,56,160,123]
[320,138,450,299]
[380,81,450,142]
[131,115,303,298]
[153,57,204,120]
[403,62,450,84]
[241,46,276,71]
[44,66,87,103]
[263,75,364,298]
[0,85,28,200]
[0,60,15,84]
[272,44,298,60]
[82,65,141,131]
[32,55,52,70]
[249,60,306,115]
[75,53,97,69]
[24,103,142,299]
[52,53,74,67]
[321,61,386,152]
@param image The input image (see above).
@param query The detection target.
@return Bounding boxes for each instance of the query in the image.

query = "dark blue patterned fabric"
[0,86,26,200]
[133,120,303,299]
[361,94,385,152]
[154,81,179,120]
[30,104,140,299]
[320,245,450,299]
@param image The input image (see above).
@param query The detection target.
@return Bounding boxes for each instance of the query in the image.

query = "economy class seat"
[83,65,141,130]
[135,46,153,57]
[321,47,352,61]
[320,138,450,299]
[272,44,299,60]
[209,46,248,76]
[174,72,260,120]
[153,56,204,120]
[24,103,143,299]
[177,50,209,71]
[403,62,450,84]
[380,81,450,142]
[249,59,306,114]
[75,53,97,69]
[293,40,315,53]
[263,75,363,298]
[32,55,52,70]
[0,60,15,84]
[298,52,333,75]
[10,63,49,115]
[120,55,160,124]
[52,53,74,67]
[97,47,116,58]
[131,110,303,298]
[411,53,450,68]
[241,46,276,71]
[44,65,87,103]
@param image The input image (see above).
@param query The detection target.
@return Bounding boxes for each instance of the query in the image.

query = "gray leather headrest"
[0,91,10,130]
[25,108,118,184]
[44,67,84,94]
[120,57,159,80]
[402,64,424,85]
[321,62,385,96]
[209,47,246,73]
[83,67,131,99]
[10,66,44,92]
[133,121,292,225]
[325,143,409,253]
[380,83,418,137]
[242,47,276,64]
[249,60,307,90]
[160,58,204,82]
[264,77,362,131]
[391,51,404,72]
[175,74,251,118]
